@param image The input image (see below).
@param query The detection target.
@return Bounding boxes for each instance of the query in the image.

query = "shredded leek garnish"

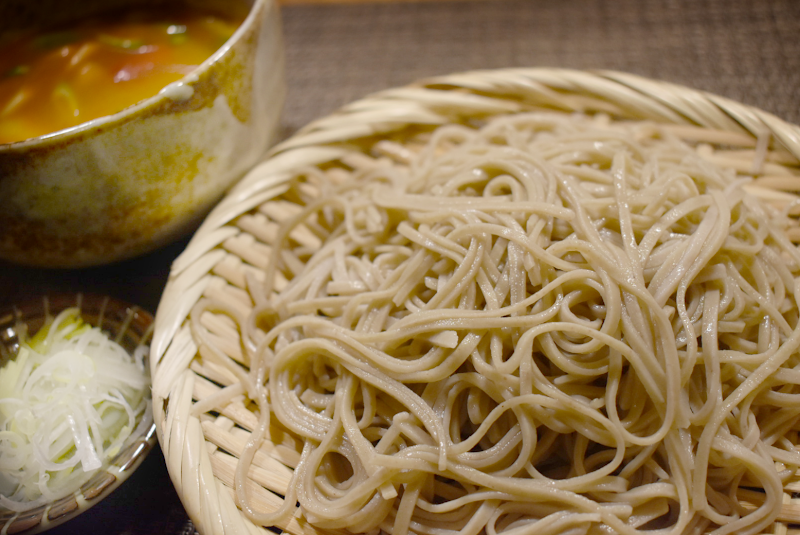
[0,308,150,512]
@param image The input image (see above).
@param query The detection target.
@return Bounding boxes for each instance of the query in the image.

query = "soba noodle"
[192,113,800,535]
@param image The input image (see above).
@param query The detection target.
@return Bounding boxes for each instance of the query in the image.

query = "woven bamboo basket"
[150,68,800,535]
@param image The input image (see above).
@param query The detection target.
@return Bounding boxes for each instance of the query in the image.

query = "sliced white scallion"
[0,308,151,512]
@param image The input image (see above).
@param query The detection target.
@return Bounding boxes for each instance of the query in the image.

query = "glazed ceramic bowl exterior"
[0,0,285,268]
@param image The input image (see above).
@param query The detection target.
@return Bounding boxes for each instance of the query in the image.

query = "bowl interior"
[0,294,157,535]
[0,0,252,44]
[0,0,253,143]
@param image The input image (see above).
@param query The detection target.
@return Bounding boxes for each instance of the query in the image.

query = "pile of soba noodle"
[203,113,800,535]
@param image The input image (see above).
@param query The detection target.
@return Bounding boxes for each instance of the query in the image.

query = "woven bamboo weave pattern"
[151,68,800,535]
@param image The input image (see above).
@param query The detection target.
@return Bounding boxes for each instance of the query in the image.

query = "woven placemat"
[280,0,800,135]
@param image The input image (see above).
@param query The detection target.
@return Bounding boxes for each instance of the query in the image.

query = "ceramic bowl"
[0,293,157,534]
[0,0,285,268]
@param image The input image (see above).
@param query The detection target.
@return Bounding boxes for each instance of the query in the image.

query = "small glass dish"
[0,293,157,534]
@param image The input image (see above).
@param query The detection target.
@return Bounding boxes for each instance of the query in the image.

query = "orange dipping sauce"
[0,8,244,144]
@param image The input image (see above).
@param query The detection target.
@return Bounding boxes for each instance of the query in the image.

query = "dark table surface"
[1,0,798,533]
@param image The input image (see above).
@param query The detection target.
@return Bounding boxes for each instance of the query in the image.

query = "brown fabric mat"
[281,0,800,135]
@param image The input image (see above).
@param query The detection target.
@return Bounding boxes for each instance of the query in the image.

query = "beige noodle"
[194,113,800,535]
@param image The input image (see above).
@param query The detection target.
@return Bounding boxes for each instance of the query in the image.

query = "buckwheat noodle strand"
[194,113,800,535]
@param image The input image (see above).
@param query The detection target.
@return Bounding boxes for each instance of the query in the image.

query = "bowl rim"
[0,293,157,535]
[0,0,273,153]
